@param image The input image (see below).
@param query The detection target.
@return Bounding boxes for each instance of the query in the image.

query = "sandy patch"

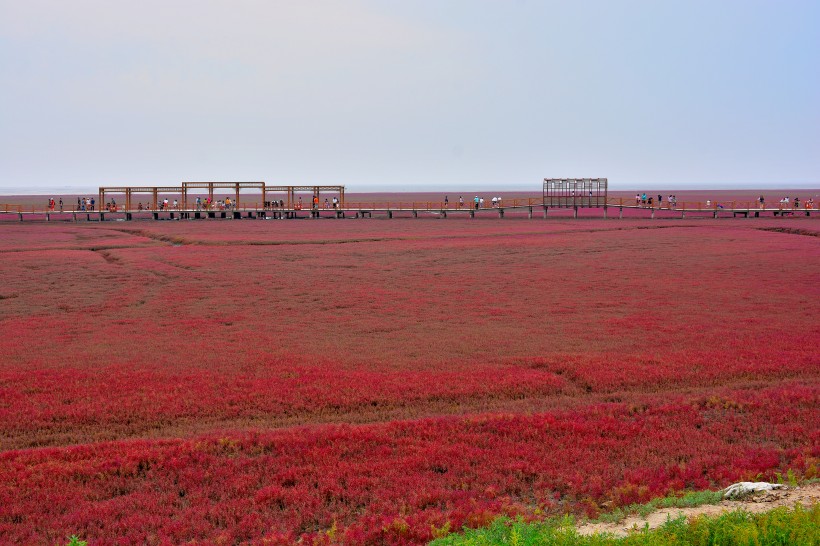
[578,482,820,537]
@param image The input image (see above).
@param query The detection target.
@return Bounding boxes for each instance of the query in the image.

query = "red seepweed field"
[0,216,818,544]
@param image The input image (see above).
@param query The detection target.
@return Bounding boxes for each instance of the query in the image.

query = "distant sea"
[1,186,100,196]
[2,182,819,196]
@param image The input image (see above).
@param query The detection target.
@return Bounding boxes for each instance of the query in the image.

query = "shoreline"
[3,189,819,208]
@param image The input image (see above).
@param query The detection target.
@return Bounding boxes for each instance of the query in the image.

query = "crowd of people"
[131,197,239,211]
[441,195,505,209]
[75,197,95,211]
[633,194,816,210]
[777,196,815,209]
[263,196,343,210]
[192,197,236,211]
[46,193,817,214]
[47,198,64,212]
[635,194,678,208]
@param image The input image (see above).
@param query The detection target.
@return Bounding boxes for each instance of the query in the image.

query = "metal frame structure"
[181,182,345,210]
[98,183,346,211]
[276,186,346,210]
[543,178,608,207]
[99,186,182,211]
[181,181,264,210]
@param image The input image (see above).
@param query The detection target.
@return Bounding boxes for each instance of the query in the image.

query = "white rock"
[723,482,785,499]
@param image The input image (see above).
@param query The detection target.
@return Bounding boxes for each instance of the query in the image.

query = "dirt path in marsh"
[577,482,820,537]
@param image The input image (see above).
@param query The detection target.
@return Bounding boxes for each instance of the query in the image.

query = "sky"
[1,0,818,194]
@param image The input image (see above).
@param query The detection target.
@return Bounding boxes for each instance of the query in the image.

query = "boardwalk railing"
[1,197,816,219]
[604,198,814,211]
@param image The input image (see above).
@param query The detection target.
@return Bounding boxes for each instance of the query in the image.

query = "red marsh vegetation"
[0,218,818,544]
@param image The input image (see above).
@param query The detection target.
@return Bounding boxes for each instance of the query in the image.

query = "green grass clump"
[597,489,726,524]
[430,502,820,545]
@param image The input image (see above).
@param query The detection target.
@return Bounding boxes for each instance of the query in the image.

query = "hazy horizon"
[1,1,818,192]
[3,182,820,198]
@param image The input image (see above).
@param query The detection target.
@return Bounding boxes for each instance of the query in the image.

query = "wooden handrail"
[1,197,817,215]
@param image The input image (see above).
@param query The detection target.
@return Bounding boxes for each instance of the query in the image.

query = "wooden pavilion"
[99,182,346,211]
[543,178,608,208]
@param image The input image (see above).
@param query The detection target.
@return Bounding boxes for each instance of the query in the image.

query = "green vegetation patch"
[430,502,820,546]
[595,489,725,524]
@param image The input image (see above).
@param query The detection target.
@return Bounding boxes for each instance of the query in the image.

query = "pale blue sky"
[1,0,818,193]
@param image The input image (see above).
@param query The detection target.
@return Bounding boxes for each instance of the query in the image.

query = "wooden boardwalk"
[1,198,817,222]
